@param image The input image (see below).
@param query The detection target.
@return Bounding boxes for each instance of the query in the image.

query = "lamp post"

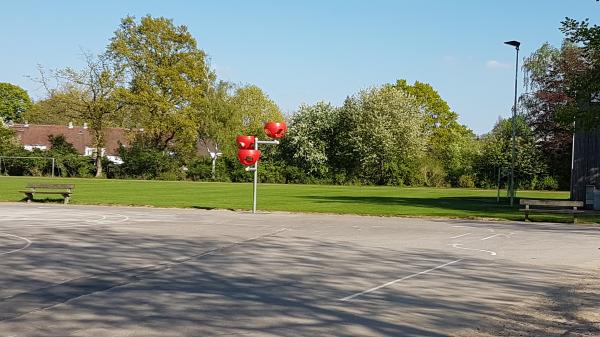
[504,40,520,206]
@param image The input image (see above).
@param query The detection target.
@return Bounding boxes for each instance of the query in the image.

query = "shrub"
[537,176,559,191]
[186,158,213,181]
[117,142,183,180]
[458,175,476,188]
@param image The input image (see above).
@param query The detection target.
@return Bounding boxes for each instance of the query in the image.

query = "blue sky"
[1,1,597,134]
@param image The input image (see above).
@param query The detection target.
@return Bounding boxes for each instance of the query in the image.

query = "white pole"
[211,157,216,180]
[252,140,258,214]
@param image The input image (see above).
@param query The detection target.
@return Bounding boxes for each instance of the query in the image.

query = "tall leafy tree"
[229,85,283,137]
[34,53,126,177]
[393,79,476,184]
[334,85,426,185]
[0,83,32,123]
[559,17,600,128]
[108,15,214,157]
[198,83,283,157]
[476,116,547,188]
[24,89,84,125]
[522,42,585,188]
[280,102,339,177]
[0,124,19,155]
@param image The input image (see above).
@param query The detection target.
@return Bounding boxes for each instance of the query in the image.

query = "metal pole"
[252,140,258,214]
[497,167,501,204]
[509,46,519,206]
[51,158,55,178]
[211,157,216,180]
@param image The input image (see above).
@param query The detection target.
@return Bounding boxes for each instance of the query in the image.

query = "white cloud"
[485,60,510,70]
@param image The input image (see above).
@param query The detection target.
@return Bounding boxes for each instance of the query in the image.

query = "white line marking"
[450,233,471,239]
[481,232,515,241]
[449,243,496,256]
[339,259,463,301]
[0,233,32,256]
[452,225,475,228]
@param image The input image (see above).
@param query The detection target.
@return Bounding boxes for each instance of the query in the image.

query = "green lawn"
[0,176,588,222]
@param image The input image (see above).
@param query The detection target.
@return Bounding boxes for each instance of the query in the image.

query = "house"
[8,122,128,164]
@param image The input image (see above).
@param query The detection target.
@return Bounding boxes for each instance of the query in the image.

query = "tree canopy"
[334,84,426,185]
[108,15,215,155]
[0,82,32,123]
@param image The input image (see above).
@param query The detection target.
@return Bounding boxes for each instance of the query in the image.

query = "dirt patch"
[455,271,600,337]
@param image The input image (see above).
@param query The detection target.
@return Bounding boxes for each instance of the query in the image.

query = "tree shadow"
[0,225,598,336]
[301,195,593,223]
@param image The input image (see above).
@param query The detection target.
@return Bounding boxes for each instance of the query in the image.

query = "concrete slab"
[0,204,598,336]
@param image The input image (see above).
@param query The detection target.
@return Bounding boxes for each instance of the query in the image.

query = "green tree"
[33,53,126,177]
[48,134,94,177]
[334,85,426,185]
[24,89,84,125]
[0,124,19,155]
[393,79,476,185]
[0,83,32,123]
[476,117,547,189]
[558,17,600,127]
[280,102,339,177]
[48,134,78,155]
[108,15,214,157]
[229,85,283,137]
[393,80,457,132]
[522,42,584,188]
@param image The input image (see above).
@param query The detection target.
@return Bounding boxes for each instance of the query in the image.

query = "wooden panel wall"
[571,129,600,202]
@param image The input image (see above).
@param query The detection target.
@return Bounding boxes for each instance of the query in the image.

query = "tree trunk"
[95,151,103,177]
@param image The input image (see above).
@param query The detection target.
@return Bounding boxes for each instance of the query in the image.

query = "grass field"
[0,176,586,222]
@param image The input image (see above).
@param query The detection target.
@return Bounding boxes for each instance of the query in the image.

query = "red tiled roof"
[9,124,128,156]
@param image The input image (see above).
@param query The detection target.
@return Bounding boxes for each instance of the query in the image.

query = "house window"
[84,147,106,157]
[24,145,47,151]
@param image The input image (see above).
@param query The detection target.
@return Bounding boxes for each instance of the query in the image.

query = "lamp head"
[504,40,521,49]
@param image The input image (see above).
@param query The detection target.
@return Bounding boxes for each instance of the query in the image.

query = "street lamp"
[504,40,520,206]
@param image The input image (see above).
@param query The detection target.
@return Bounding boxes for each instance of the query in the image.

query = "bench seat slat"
[519,209,583,214]
[25,184,74,189]
[519,199,583,207]
[19,191,72,195]
[21,184,74,204]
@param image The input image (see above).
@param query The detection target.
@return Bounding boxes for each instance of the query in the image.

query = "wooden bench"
[519,199,584,223]
[20,184,74,204]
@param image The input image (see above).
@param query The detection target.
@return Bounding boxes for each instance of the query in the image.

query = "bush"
[458,175,476,188]
[186,157,231,182]
[117,142,183,180]
[186,158,213,181]
[537,176,559,191]
[0,148,52,176]
[413,159,447,187]
[258,160,286,184]
[283,165,308,184]
[54,154,94,177]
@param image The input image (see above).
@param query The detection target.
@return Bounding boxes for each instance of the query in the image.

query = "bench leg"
[525,205,529,221]
[25,193,32,203]
[63,195,70,205]
[573,207,577,224]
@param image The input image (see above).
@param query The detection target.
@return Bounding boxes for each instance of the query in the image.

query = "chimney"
[83,122,88,129]
[68,122,73,129]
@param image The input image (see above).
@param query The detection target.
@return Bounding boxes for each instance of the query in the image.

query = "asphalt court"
[0,203,598,336]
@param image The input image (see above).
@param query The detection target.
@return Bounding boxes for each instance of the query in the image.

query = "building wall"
[571,128,600,201]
